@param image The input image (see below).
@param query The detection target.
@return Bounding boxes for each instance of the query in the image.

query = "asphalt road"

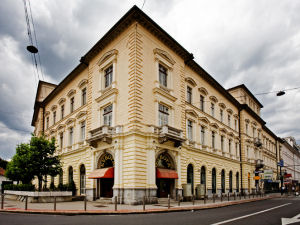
[1,197,300,225]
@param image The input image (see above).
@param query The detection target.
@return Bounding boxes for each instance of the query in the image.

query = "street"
[0,197,300,225]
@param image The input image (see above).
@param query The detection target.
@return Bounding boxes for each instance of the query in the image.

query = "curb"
[0,196,274,215]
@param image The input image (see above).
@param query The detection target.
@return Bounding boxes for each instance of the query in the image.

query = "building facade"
[31,6,282,204]
[281,137,300,190]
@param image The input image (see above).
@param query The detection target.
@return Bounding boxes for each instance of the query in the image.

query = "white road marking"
[281,213,300,225]
[211,203,292,225]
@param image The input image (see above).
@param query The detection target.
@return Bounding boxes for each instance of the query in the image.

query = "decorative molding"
[198,87,208,96]
[51,105,57,111]
[209,95,218,103]
[226,108,233,114]
[199,117,210,124]
[97,49,118,68]
[58,98,66,105]
[185,77,197,87]
[76,111,87,119]
[153,87,177,102]
[153,48,176,66]
[78,79,88,88]
[95,88,118,103]
[67,89,76,97]
[185,109,198,118]
[218,103,226,109]
[65,118,75,125]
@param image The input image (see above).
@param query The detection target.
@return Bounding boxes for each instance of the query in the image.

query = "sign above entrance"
[156,168,178,179]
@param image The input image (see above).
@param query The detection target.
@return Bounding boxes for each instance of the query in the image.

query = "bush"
[50,182,56,191]
[4,183,35,191]
[57,183,68,191]
[67,180,76,196]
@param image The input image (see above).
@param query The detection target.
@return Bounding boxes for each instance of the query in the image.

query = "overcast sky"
[0,0,300,160]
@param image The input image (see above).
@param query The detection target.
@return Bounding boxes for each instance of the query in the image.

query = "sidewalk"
[0,194,280,215]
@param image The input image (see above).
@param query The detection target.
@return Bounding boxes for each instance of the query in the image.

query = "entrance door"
[157,179,174,198]
[100,178,114,197]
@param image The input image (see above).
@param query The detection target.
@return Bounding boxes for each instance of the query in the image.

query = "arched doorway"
[98,153,114,198]
[156,152,177,198]
[80,165,86,195]
[187,164,194,195]
[236,172,239,192]
[229,171,233,193]
[221,169,225,193]
[212,168,216,194]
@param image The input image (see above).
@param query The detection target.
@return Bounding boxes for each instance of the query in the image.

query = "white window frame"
[187,120,193,141]
[158,103,169,126]
[80,121,86,141]
[102,104,113,126]
[69,127,74,146]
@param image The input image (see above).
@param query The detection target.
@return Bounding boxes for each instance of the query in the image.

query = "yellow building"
[31,6,282,204]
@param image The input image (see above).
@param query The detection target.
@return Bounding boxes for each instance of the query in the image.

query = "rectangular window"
[70,97,74,113]
[187,86,192,104]
[200,95,205,111]
[221,136,224,151]
[253,127,256,137]
[53,111,56,124]
[103,104,113,126]
[158,104,169,126]
[246,123,248,135]
[211,103,215,117]
[159,64,168,87]
[200,126,205,145]
[228,115,231,127]
[229,139,232,154]
[187,120,193,140]
[80,121,86,141]
[61,105,64,119]
[46,117,49,129]
[212,131,215,149]
[235,142,238,156]
[69,127,73,146]
[82,88,86,106]
[104,65,113,88]
[60,133,63,149]
[234,119,237,131]
[220,109,223,122]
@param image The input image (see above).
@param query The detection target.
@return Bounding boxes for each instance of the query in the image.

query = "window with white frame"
[53,111,56,124]
[81,88,86,106]
[220,109,223,122]
[187,120,193,141]
[200,95,205,111]
[70,97,75,113]
[221,136,224,151]
[187,86,192,104]
[69,127,73,146]
[158,104,169,126]
[211,103,215,117]
[159,64,168,87]
[229,139,232,154]
[80,121,86,141]
[59,132,63,149]
[104,65,113,88]
[200,126,205,145]
[61,105,64,119]
[103,104,112,126]
[212,131,215,149]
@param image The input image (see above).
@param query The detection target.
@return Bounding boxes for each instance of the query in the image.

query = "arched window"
[155,152,175,169]
[236,172,239,192]
[80,165,86,195]
[221,169,225,193]
[229,171,233,193]
[212,168,216,194]
[59,170,63,185]
[187,164,194,194]
[98,153,114,168]
[68,166,73,184]
[201,166,206,185]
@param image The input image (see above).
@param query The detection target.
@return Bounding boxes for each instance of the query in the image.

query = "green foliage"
[57,183,69,191]
[5,135,62,190]
[68,180,76,196]
[50,182,56,191]
[3,183,35,191]
[0,158,8,169]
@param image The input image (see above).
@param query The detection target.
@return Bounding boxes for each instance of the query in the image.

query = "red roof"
[0,167,5,176]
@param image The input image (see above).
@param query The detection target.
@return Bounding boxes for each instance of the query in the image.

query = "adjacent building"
[31,6,282,204]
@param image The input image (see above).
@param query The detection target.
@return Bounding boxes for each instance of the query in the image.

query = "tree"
[5,143,35,184]
[5,135,62,191]
[0,158,8,169]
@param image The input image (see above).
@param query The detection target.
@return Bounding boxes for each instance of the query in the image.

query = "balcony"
[87,125,114,148]
[158,125,185,147]
[255,159,264,169]
[254,138,262,148]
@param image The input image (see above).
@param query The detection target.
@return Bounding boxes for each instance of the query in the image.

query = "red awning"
[88,167,114,179]
[156,168,178,179]
[284,173,292,178]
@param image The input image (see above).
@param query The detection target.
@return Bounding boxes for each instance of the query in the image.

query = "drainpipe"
[238,107,243,194]
[42,105,45,135]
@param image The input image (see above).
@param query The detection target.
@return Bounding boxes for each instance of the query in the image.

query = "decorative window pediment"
[218,103,226,109]
[186,109,198,118]
[245,119,250,123]
[57,124,65,130]
[51,105,57,111]
[233,114,239,119]
[65,118,75,125]
[251,121,257,126]
[67,89,76,97]
[226,108,233,114]
[198,87,208,96]
[98,49,118,69]
[78,79,88,88]
[210,123,219,129]
[228,132,234,137]
[153,48,176,66]
[219,128,228,134]
[58,98,66,105]
[45,111,50,116]
[209,95,218,103]
[199,117,210,124]
[76,111,87,119]
[185,77,197,87]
